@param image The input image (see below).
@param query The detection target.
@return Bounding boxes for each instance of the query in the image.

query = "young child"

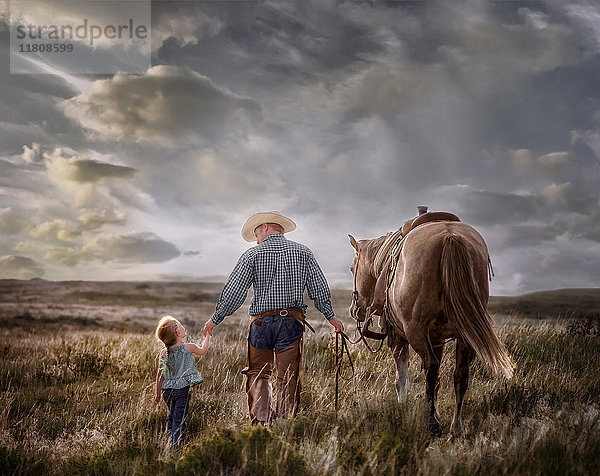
[154,315,210,446]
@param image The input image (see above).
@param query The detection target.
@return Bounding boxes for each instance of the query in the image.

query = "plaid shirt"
[211,234,335,325]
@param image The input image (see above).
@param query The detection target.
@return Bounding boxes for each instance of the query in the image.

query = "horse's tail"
[441,234,514,379]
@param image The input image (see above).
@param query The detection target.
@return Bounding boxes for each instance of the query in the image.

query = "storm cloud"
[1,1,600,294]
[63,65,263,142]
[0,255,44,279]
[44,151,136,183]
[45,232,181,266]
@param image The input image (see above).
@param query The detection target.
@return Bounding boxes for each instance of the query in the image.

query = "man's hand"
[329,317,344,333]
[203,320,216,337]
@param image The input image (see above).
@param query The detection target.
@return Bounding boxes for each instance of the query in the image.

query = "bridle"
[350,252,363,322]
[335,248,386,414]
[348,249,386,350]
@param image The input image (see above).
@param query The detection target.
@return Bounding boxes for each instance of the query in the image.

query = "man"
[203,211,344,425]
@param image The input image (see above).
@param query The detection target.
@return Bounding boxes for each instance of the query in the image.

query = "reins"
[335,248,389,415]
[334,331,355,415]
[334,321,386,416]
[335,231,409,414]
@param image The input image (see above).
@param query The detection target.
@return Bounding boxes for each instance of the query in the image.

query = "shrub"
[177,426,310,475]
[0,446,48,476]
[565,318,600,337]
[66,441,169,476]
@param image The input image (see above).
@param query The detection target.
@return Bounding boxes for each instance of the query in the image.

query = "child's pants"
[162,386,190,445]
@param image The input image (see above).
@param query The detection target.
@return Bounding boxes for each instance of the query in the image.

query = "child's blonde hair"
[155,316,180,347]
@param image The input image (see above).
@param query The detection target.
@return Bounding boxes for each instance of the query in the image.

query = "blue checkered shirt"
[211,234,335,325]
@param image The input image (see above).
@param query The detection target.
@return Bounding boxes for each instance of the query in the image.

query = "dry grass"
[1,281,599,474]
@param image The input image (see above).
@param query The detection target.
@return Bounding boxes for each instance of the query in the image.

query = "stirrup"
[361,312,387,340]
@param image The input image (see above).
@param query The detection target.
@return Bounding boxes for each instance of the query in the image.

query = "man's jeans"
[162,386,190,445]
[246,315,303,424]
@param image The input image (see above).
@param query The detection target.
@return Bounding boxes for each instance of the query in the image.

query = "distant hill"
[2,279,599,323]
[488,288,600,319]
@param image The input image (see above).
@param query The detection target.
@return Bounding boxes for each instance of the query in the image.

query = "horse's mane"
[373,229,404,275]
[359,234,391,277]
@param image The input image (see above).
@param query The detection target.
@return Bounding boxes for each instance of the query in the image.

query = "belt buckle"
[279,309,288,316]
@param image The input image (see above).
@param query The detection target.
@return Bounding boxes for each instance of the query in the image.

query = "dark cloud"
[0,31,87,155]
[64,159,136,183]
[63,65,262,142]
[92,232,181,263]
[0,255,44,279]
[45,232,181,266]
[434,178,600,249]
[453,189,539,226]
[154,1,389,97]
[496,224,561,249]
[490,239,600,294]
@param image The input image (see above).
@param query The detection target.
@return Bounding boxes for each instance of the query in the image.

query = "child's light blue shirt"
[160,344,204,389]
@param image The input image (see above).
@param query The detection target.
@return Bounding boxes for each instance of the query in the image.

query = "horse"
[348,215,513,437]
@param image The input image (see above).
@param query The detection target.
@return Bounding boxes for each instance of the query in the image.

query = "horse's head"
[348,234,378,322]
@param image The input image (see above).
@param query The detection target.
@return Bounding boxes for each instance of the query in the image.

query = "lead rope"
[335,331,355,416]
[337,246,389,414]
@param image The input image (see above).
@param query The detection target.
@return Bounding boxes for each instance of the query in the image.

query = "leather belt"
[251,308,315,333]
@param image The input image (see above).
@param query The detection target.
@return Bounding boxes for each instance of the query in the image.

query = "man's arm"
[306,251,344,332]
[204,252,254,335]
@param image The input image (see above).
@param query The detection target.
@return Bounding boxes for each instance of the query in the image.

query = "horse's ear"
[348,234,359,253]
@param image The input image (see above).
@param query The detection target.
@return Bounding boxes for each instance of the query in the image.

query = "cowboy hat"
[241,211,296,242]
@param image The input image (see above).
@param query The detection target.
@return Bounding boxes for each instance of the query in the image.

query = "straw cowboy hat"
[241,211,296,242]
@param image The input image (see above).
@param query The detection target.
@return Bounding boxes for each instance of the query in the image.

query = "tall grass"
[1,316,599,475]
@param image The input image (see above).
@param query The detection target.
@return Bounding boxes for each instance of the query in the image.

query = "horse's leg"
[450,337,475,439]
[425,343,444,436]
[388,332,410,400]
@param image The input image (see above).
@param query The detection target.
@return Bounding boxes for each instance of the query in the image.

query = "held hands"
[329,317,344,333]
[203,320,216,337]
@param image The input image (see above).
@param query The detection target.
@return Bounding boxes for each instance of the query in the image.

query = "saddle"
[401,211,461,237]
[369,211,461,319]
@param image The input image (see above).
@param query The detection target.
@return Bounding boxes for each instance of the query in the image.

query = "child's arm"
[185,335,211,357]
[155,349,166,403]
[155,369,163,403]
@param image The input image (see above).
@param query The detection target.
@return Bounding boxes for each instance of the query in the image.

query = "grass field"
[1,280,599,475]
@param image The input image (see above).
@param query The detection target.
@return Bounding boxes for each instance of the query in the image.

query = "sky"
[1,0,600,295]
